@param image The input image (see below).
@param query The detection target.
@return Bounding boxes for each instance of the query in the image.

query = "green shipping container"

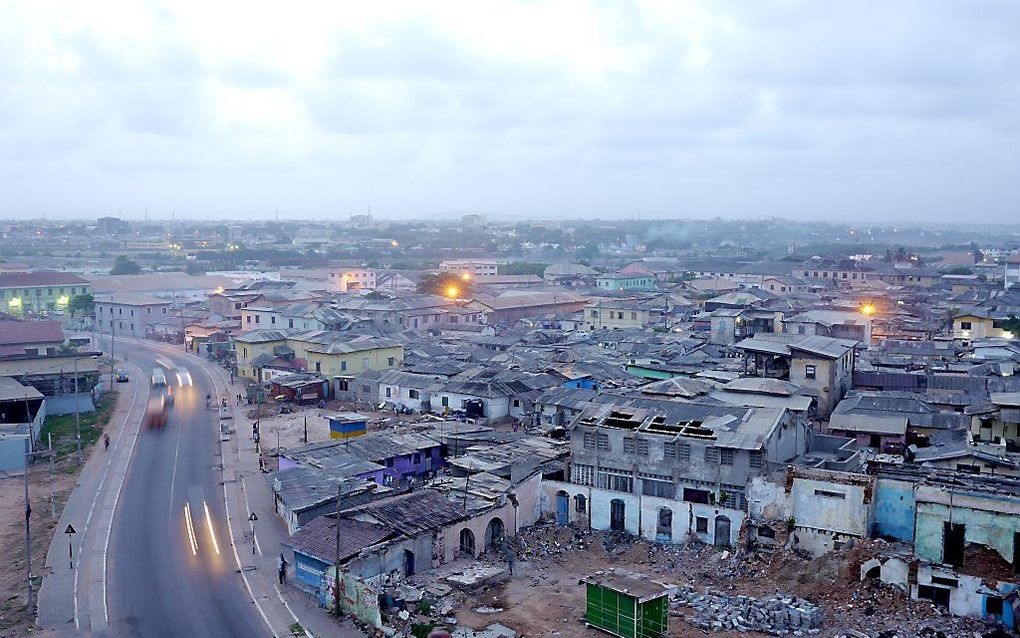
[582,573,669,638]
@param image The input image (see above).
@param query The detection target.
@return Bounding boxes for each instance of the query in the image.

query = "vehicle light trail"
[203,501,221,555]
[184,503,198,555]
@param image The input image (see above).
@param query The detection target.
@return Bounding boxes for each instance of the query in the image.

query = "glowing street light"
[860,303,876,316]
[446,286,459,299]
[460,272,472,281]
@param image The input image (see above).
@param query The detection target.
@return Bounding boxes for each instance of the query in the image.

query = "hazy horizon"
[2,1,1018,222]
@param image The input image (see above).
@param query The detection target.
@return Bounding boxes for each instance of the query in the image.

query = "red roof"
[0,320,66,346]
[0,272,89,287]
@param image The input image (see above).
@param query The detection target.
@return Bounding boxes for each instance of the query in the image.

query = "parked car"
[115,369,130,382]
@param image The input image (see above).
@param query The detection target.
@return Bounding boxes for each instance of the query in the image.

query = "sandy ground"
[0,462,78,637]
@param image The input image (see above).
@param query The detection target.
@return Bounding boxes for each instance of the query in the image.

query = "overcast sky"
[1,1,1017,222]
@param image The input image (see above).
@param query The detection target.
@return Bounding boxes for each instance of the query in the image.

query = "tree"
[416,272,475,298]
[109,256,142,275]
[1004,315,1020,337]
[945,266,972,275]
[67,293,95,319]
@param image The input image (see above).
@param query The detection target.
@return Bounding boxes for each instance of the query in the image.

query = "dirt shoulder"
[0,392,118,637]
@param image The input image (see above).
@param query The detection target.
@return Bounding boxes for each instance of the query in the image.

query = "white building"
[439,259,499,277]
[330,269,377,293]
[1005,254,1020,289]
[94,294,173,339]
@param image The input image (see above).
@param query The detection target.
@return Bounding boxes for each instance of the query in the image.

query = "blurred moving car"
[115,369,130,382]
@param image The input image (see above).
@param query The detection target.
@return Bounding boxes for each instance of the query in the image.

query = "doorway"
[556,491,569,525]
[714,515,731,547]
[403,549,415,576]
[610,499,626,532]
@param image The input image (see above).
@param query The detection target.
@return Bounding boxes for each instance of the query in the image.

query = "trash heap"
[671,586,824,635]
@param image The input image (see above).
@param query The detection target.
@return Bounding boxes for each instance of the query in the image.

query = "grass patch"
[39,392,118,459]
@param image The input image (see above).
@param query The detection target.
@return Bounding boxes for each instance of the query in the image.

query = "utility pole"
[74,358,81,460]
[110,298,116,390]
[333,482,342,616]
[48,434,55,519]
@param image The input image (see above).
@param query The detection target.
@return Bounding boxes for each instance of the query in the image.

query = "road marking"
[185,503,198,555]
[99,361,149,628]
[241,477,263,556]
[72,362,145,630]
[275,585,316,638]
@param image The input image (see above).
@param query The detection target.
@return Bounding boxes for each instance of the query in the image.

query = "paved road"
[103,343,268,637]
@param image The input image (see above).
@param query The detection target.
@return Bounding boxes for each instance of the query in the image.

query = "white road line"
[72,365,145,629]
[275,585,316,638]
[100,365,148,627]
[241,477,263,556]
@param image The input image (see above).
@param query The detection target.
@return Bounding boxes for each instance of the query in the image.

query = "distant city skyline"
[1,1,1017,222]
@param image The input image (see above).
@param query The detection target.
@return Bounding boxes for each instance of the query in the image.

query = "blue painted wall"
[562,378,599,390]
[873,478,915,542]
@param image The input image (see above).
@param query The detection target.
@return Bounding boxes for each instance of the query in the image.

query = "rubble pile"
[671,586,823,635]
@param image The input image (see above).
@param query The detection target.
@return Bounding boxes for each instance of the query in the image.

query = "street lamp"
[248,512,258,559]
[446,286,459,299]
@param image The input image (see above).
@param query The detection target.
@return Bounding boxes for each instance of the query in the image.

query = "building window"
[814,489,845,499]
[678,443,691,462]
[255,315,260,323]
[441,396,449,407]
[642,478,674,498]
[246,316,252,324]
[572,464,595,486]
[574,494,586,513]
[720,449,734,465]
[340,361,347,371]
[362,357,369,368]
[596,433,609,451]
[960,321,972,330]
[749,451,764,469]
[385,387,392,398]
[630,312,637,320]
[271,316,276,324]
[387,357,395,366]
[705,447,719,464]
[696,516,709,533]
[804,365,816,379]
[663,441,676,459]
[409,389,420,400]
[637,438,649,456]
[596,470,633,493]
[583,432,596,449]
[623,437,635,454]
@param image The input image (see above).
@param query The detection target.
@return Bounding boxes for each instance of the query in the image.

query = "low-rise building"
[735,334,858,418]
[94,294,173,339]
[329,268,377,292]
[783,310,873,345]
[594,272,657,291]
[0,272,91,316]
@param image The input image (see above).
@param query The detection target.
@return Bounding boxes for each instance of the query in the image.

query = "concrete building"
[329,268,377,292]
[783,310,873,345]
[735,334,858,418]
[439,259,499,277]
[594,273,657,291]
[1005,254,1020,289]
[564,402,807,547]
[0,272,91,316]
[94,294,173,339]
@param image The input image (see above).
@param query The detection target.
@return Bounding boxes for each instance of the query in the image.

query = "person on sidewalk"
[277,553,289,585]
[104,433,110,451]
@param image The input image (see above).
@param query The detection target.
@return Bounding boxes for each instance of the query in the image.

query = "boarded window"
[749,451,764,469]
[663,441,676,459]
[720,449,734,465]
[636,439,649,456]
[596,433,610,451]
[623,437,635,454]
[583,432,596,449]
[678,443,691,462]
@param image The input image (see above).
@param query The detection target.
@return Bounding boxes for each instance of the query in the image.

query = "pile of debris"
[671,586,823,635]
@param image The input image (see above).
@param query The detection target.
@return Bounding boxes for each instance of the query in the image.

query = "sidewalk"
[37,360,148,633]
[197,353,365,638]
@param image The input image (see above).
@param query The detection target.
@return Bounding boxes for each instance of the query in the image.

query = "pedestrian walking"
[103,433,110,451]
[277,553,289,585]
[236,393,242,406]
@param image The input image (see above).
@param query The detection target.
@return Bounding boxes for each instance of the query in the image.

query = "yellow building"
[0,272,91,316]
[952,311,1014,341]
[302,337,403,377]
[234,330,290,380]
